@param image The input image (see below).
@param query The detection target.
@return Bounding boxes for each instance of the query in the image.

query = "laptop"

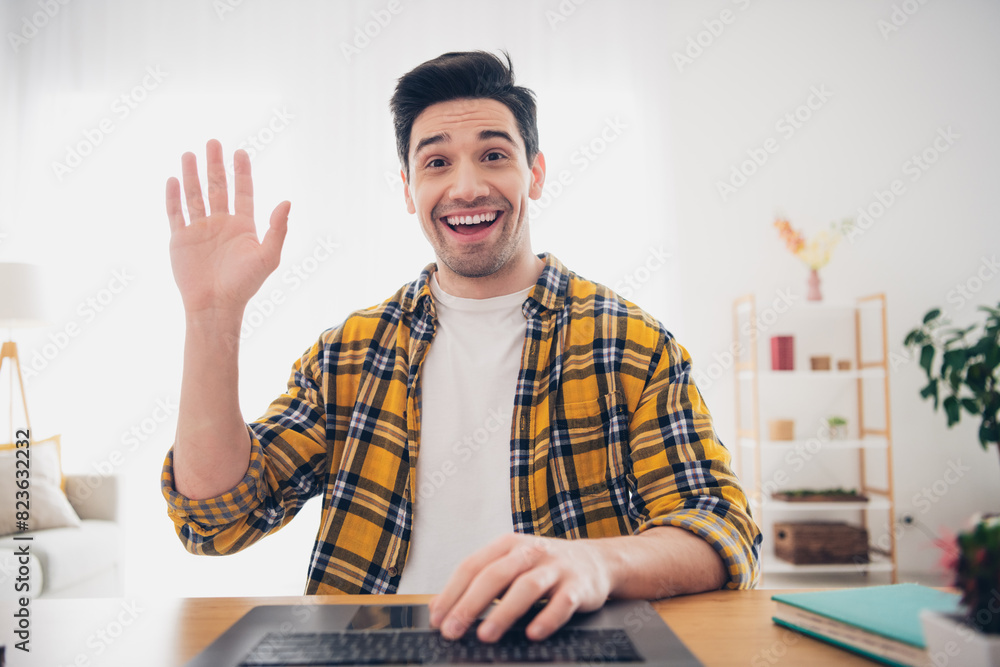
[186,599,703,665]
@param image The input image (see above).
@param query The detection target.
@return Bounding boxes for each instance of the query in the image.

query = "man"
[161,51,761,644]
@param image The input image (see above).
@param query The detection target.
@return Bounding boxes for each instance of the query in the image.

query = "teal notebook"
[772,584,961,667]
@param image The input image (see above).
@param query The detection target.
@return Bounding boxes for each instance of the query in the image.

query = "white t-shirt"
[394,273,531,594]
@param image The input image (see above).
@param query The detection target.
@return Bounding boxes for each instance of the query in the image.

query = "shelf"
[761,553,894,574]
[735,300,883,315]
[752,496,892,511]
[732,292,896,582]
[740,437,888,450]
[739,368,885,380]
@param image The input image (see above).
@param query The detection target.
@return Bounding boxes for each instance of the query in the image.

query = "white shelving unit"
[732,293,897,583]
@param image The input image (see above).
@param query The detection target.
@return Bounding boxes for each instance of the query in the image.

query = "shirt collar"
[401,253,570,318]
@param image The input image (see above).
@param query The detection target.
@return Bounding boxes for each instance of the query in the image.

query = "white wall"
[0,0,679,598]
[661,0,1000,574]
[0,0,997,601]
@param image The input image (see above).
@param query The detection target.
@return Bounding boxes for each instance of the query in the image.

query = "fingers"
[431,535,521,628]
[478,567,561,642]
[435,537,547,640]
[522,588,581,641]
[233,149,253,219]
[205,139,229,215]
[181,151,206,220]
[165,177,185,233]
[261,201,291,269]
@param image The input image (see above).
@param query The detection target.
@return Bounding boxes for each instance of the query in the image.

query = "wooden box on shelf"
[809,355,832,371]
[774,521,869,565]
[768,419,795,441]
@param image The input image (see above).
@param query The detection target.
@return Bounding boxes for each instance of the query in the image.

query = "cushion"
[0,434,81,537]
[21,519,119,594]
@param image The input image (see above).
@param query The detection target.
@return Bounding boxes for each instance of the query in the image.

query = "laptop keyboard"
[240,627,643,664]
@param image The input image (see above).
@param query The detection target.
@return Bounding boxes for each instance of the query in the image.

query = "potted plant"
[920,516,1000,665]
[907,303,1000,663]
[826,415,849,440]
[903,303,1000,467]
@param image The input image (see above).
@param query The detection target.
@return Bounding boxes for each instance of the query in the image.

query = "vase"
[921,609,1000,667]
[807,268,822,301]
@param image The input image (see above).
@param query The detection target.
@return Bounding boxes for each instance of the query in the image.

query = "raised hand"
[166,139,290,317]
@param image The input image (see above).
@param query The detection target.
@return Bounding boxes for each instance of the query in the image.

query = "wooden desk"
[3,590,880,666]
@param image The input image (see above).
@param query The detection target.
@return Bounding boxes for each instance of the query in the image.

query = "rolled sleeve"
[160,429,268,536]
[628,332,761,589]
[160,334,334,555]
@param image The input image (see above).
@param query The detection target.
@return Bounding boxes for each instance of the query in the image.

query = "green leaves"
[920,344,936,376]
[904,301,1000,450]
[920,379,940,409]
[943,395,960,427]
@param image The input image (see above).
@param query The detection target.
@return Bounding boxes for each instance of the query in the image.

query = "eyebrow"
[412,129,518,157]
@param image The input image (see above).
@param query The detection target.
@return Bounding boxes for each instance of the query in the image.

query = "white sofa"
[0,474,121,598]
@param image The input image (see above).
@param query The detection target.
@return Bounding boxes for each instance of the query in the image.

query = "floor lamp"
[0,263,48,443]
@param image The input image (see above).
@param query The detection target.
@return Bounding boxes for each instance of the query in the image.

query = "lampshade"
[0,262,48,329]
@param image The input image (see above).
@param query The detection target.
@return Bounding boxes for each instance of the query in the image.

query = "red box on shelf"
[770,336,794,370]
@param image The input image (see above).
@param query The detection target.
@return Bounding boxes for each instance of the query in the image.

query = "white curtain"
[0,0,681,597]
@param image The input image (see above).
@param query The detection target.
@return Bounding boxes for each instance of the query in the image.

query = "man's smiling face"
[402,97,545,285]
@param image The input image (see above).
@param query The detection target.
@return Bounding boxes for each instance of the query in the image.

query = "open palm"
[165,139,290,316]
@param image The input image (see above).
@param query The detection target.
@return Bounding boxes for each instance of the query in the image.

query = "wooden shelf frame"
[732,293,897,583]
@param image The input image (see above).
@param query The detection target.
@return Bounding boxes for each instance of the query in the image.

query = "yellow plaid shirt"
[162,253,761,594]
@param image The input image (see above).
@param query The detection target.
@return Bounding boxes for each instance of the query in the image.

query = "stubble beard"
[430,200,525,279]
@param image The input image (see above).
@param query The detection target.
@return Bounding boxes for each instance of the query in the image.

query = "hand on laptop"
[428,533,615,643]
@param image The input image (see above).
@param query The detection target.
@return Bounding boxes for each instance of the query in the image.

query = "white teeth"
[446,211,498,226]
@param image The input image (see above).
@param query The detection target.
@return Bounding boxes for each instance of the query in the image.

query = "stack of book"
[772,584,961,666]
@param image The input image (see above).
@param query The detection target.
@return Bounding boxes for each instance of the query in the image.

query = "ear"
[528,151,546,200]
[401,168,416,214]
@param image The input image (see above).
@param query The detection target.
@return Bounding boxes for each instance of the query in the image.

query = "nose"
[447,158,490,203]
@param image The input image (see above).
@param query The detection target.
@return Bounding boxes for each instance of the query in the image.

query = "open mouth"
[442,210,502,236]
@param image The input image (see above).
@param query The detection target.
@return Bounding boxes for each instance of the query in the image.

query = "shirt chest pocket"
[548,390,629,498]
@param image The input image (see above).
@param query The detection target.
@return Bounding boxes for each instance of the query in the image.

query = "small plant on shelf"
[826,415,849,440]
